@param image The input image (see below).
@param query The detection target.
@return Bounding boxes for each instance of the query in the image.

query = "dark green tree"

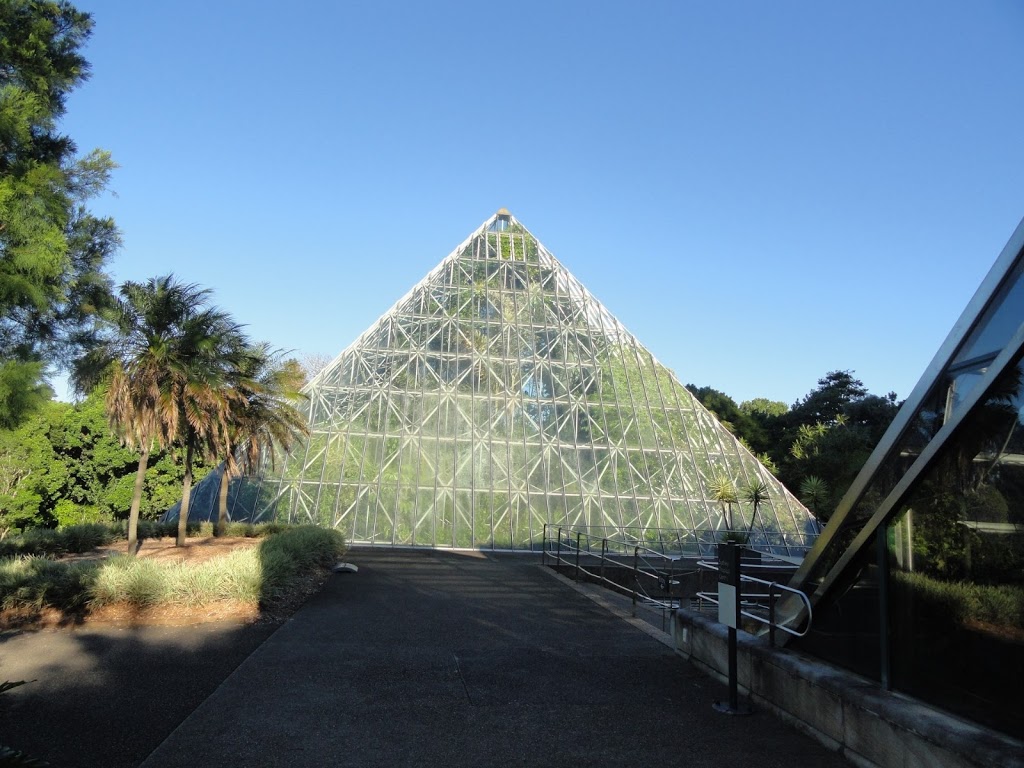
[687,384,769,451]
[0,0,119,426]
[0,393,201,535]
[777,371,899,516]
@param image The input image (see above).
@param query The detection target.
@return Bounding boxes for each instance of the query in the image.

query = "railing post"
[668,557,674,609]
[632,546,639,615]
[542,523,547,567]
[556,527,562,568]
[600,538,607,582]
[769,582,776,648]
[575,532,582,582]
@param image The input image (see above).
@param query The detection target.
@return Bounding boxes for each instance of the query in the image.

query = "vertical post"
[542,523,547,567]
[713,542,750,715]
[768,582,776,648]
[575,532,582,582]
[669,558,675,609]
[556,527,562,567]
[632,546,639,614]
[600,538,607,582]
[877,526,891,690]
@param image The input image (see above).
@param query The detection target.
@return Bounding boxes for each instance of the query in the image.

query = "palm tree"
[168,306,250,546]
[741,478,770,540]
[73,276,210,553]
[708,474,738,532]
[799,475,830,520]
[215,344,309,536]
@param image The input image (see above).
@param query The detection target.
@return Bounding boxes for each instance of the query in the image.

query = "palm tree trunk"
[216,466,229,537]
[127,447,150,554]
[177,443,194,547]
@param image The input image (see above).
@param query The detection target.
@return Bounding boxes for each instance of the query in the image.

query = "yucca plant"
[708,474,738,532]
[799,475,830,521]
[741,479,770,538]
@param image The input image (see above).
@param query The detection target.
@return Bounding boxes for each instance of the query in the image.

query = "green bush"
[59,523,121,553]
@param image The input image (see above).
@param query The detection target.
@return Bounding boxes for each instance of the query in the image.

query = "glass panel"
[886,354,1024,738]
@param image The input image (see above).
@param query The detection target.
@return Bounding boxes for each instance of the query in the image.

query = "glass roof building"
[785,215,1024,739]
[177,211,818,552]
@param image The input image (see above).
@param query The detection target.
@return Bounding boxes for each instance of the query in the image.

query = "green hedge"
[892,570,1024,630]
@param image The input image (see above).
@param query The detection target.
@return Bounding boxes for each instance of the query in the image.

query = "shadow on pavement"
[0,618,277,768]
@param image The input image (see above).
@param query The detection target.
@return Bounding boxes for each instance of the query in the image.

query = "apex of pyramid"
[488,208,514,233]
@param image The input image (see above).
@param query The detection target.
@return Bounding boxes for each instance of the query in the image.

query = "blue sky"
[60,1,1024,406]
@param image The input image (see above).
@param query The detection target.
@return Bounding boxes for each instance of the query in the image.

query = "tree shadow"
[0,618,279,767]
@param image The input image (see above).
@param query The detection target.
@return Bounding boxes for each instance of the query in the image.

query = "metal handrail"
[695,559,813,645]
[540,523,819,560]
[542,525,699,628]
[543,524,814,645]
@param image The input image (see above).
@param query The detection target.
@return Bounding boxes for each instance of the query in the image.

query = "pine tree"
[0,0,119,427]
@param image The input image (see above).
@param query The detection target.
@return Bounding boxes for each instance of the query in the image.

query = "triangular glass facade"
[208,212,816,551]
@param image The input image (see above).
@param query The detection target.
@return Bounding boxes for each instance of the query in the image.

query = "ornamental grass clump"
[90,555,170,607]
[255,525,347,603]
[168,549,263,605]
[0,557,97,612]
[0,524,347,617]
[0,523,122,558]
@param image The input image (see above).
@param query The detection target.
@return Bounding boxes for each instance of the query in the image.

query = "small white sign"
[718,583,737,628]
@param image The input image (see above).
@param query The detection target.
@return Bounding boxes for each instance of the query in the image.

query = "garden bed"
[0,526,345,630]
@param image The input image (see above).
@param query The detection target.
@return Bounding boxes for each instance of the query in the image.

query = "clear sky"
[59,1,1024,406]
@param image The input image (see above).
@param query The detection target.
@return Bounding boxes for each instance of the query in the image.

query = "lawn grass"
[0,525,346,618]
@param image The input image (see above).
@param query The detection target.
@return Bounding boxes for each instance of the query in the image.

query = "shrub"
[58,523,120,553]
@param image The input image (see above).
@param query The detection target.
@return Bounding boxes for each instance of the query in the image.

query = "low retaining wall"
[671,609,1024,768]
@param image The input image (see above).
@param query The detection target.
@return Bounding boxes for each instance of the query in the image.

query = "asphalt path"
[1,550,849,767]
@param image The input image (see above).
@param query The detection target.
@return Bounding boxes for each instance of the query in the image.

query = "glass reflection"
[888,356,1024,736]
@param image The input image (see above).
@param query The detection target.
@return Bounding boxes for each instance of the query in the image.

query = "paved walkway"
[2,550,849,767]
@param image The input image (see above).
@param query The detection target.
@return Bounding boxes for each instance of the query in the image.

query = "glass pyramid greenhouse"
[184,210,818,552]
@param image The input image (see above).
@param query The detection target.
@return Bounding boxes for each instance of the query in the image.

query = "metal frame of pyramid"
[213,211,817,553]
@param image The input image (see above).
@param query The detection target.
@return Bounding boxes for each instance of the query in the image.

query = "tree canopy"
[0,392,207,536]
[689,371,901,521]
[0,0,118,427]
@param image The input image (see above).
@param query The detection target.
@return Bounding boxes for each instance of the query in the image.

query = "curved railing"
[542,524,813,643]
